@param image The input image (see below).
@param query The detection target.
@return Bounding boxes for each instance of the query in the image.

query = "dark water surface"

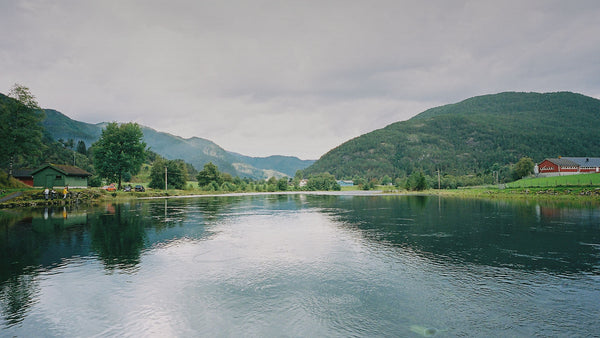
[1,194,599,337]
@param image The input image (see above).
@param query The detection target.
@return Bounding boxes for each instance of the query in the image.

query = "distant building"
[536,157,600,177]
[299,179,308,187]
[12,169,34,186]
[31,164,92,188]
[336,180,354,187]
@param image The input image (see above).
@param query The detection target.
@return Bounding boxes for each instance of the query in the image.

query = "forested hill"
[304,92,600,180]
[39,108,312,179]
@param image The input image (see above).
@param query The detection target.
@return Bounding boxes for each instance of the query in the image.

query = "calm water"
[1,193,599,337]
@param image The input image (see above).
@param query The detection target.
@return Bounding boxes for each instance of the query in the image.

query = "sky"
[2,0,600,160]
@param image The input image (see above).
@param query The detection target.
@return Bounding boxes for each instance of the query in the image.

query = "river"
[1,193,599,336]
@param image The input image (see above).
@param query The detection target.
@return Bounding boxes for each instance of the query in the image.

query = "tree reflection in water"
[313,195,600,274]
[1,194,599,330]
[0,207,89,326]
[89,203,147,272]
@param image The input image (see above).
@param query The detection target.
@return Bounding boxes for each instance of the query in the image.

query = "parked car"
[102,184,116,192]
[134,185,145,192]
[123,185,132,192]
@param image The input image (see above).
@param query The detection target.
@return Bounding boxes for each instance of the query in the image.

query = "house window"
[56,175,62,179]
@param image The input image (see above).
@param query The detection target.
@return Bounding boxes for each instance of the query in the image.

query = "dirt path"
[0,191,23,203]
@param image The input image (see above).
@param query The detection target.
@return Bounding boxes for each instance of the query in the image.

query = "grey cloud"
[1,1,600,159]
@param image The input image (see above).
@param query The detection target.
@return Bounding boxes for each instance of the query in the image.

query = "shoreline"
[138,190,387,200]
[2,186,600,209]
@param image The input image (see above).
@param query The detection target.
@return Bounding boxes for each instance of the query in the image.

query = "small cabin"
[31,164,92,188]
[12,169,35,186]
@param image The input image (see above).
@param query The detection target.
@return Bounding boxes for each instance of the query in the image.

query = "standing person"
[63,186,68,199]
[44,188,49,200]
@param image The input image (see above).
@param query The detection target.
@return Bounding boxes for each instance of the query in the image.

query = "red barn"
[536,157,600,176]
[12,169,34,186]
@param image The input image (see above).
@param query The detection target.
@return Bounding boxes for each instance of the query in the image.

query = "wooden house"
[31,164,92,188]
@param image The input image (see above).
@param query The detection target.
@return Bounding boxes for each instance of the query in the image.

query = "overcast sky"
[2,1,600,159]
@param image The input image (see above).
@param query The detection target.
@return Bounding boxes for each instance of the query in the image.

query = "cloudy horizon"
[2,0,600,160]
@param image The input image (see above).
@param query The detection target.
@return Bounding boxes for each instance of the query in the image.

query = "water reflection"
[90,203,146,272]
[1,194,599,333]
[0,274,37,326]
[0,206,89,326]
[312,195,600,274]
[0,199,224,326]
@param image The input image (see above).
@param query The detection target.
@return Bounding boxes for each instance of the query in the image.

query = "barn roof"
[544,158,579,167]
[562,157,600,167]
[31,164,92,177]
[12,168,34,178]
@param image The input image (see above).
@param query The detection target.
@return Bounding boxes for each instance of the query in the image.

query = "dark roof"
[562,157,600,167]
[544,158,579,167]
[31,164,92,177]
[12,169,34,178]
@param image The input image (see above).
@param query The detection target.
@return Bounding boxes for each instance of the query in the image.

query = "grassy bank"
[427,186,600,204]
[372,174,600,203]
[0,187,213,208]
[3,173,600,208]
[506,173,600,188]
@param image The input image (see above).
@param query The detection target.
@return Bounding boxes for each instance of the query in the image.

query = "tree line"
[304,92,600,186]
[0,84,344,191]
[1,84,537,191]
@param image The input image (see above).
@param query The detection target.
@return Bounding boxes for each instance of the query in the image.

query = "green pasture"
[507,174,600,188]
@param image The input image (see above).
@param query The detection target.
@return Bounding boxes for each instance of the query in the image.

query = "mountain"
[304,92,600,179]
[42,109,103,147]
[40,109,313,179]
[229,153,315,177]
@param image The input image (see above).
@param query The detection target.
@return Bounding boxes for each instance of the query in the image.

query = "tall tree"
[0,84,45,175]
[76,140,87,155]
[92,122,146,189]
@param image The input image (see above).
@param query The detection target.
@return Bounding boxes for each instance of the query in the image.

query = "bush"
[89,175,103,187]
[0,172,28,188]
[406,171,429,191]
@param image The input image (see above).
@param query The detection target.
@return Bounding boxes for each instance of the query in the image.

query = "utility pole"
[437,169,441,189]
[165,166,168,190]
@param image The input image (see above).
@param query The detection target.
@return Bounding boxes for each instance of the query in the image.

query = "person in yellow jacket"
[63,186,69,199]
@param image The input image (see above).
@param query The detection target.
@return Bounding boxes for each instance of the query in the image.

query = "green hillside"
[42,109,102,146]
[0,94,93,172]
[305,92,600,181]
[40,108,311,179]
[139,126,240,176]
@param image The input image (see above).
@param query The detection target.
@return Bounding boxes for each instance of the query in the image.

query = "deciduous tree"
[277,177,288,191]
[197,162,222,187]
[92,122,146,189]
[512,157,534,180]
[406,171,428,191]
[306,173,341,191]
[149,158,188,190]
[0,84,45,175]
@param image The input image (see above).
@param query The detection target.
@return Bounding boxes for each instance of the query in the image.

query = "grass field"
[506,173,600,188]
